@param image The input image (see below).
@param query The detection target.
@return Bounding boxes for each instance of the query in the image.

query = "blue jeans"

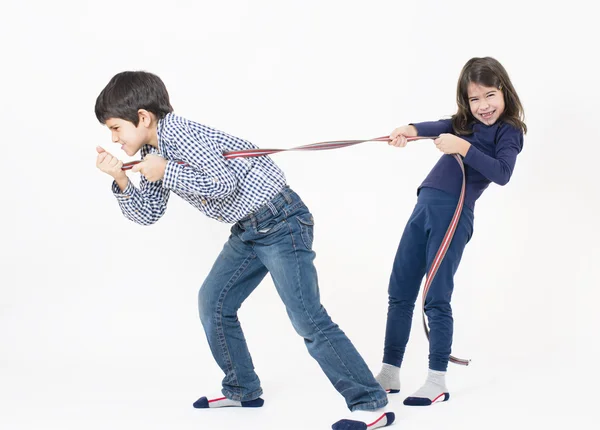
[383,187,474,371]
[199,186,387,411]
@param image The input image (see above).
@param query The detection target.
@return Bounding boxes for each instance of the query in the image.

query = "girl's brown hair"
[452,57,527,135]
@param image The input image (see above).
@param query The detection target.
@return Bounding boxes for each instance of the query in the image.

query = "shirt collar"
[155,112,174,155]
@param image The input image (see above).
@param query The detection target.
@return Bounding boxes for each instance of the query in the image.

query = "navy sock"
[332,412,395,429]
[193,395,264,408]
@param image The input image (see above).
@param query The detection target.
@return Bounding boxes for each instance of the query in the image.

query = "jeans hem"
[222,387,264,402]
[349,395,389,411]
[382,355,404,368]
[428,362,449,372]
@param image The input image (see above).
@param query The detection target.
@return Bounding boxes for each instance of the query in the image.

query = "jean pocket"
[256,218,284,235]
[296,215,314,250]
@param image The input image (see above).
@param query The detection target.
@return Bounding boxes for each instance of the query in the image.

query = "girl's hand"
[434,134,471,156]
[388,125,418,147]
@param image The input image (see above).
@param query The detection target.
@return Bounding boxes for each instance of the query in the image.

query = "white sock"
[375,363,400,394]
[403,369,449,406]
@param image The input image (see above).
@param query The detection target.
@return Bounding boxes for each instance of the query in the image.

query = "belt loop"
[266,201,278,216]
[281,186,293,204]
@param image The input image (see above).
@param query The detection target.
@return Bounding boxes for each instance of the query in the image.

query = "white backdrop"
[1,1,598,429]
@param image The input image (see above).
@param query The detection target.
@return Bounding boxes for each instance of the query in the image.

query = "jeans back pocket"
[296,215,314,250]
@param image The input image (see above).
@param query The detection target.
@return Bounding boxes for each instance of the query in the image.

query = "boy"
[94,71,394,430]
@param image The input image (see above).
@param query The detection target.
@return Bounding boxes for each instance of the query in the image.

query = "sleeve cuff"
[410,122,437,137]
[112,180,134,201]
[162,160,184,190]
[463,143,481,164]
[409,119,453,137]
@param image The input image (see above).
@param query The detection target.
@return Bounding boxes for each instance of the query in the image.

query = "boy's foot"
[403,369,449,406]
[193,395,264,408]
[375,363,400,394]
[332,411,395,429]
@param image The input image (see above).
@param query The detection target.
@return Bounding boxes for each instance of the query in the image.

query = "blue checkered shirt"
[112,113,287,224]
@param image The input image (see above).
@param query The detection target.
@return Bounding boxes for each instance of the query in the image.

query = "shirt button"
[201,199,207,205]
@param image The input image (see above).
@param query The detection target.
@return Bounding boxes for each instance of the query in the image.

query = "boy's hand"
[388,125,418,147]
[131,154,167,182]
[96,146,127,180]
[434,134,471,156]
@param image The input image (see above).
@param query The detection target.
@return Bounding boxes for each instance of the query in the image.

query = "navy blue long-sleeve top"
[412,119,524,210]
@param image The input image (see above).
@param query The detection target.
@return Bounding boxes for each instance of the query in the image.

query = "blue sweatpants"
[383,187,474,371]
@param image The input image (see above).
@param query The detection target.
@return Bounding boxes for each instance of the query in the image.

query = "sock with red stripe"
[332,411,395,429]
[375,363,400,394]
[193,395,264,408]
[403,369,449,406]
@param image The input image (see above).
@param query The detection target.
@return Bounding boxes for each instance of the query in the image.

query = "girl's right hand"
[388,125,418,147]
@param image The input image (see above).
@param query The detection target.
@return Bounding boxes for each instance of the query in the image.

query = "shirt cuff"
[463,143,481,164]
[410,120,452,137]
[112,180,134,202]
[410,122,434,137]
[162,160,184,190]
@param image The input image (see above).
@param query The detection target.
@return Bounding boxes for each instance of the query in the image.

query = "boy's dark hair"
[95,71,173,126]
[452,57,527,135]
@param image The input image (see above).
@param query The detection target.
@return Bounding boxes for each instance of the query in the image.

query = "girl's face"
[467,82,505,126]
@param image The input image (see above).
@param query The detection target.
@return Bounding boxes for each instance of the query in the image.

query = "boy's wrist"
[110,168,127,180]
[114,175,129,192]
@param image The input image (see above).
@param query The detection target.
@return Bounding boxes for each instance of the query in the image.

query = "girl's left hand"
[434,134,471,156]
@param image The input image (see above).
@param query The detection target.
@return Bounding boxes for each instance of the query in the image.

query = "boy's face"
[105,117,150,157]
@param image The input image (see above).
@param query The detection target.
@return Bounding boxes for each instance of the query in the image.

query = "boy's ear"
[137,109,154,127]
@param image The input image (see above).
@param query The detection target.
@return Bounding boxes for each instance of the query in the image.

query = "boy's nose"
[112,133,119,143]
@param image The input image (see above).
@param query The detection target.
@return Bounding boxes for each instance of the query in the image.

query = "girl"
[375,57,526,406]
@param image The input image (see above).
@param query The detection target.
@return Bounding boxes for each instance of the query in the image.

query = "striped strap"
[222,136,436,159]
[120,135,437,169]
[421,154,470,366]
